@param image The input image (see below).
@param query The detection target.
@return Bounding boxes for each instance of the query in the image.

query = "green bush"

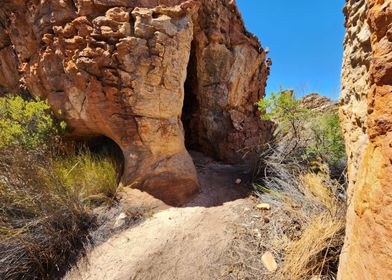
[257,90,346,169]
[0,96,119,279]
[257,90,309,136]
[0,96,66,149]
[306,111,346,165]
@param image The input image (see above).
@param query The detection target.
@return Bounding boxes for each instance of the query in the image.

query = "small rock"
[262,251,278,272]
[235,178,242,184]
[263,216,270,223]
[253,229,262,239]
[256,203,271,210]
[291,203,301,209]
[113,212,127,228]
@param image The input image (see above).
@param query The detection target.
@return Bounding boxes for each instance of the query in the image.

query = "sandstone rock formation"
[340,0,371,200]
[301,93,338,113]
[339,0,392,279]
[0,20,19,95]
[0,0,271,205]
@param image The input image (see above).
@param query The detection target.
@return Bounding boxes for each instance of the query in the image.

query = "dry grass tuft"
[300,173,337,212]
[283,212,345,280]
[222,124,347,279]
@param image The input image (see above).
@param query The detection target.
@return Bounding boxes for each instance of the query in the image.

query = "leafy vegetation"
[257,90,309,136]
[306,111,346,166]
[257,89,346,174]
[251,89,347,279]
[0,95,119,279]
[0,96,66,149]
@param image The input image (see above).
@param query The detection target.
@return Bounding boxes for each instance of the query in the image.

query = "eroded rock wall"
[0,0,271,205]
[340,0,371,191]
[184,0,272,162]
[0,18,19,95]
[339,0,392,278]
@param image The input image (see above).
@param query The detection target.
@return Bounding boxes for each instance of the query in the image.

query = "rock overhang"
[0,0,272,205]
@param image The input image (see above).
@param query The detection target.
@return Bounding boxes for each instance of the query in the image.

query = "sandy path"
[64,154,253,280]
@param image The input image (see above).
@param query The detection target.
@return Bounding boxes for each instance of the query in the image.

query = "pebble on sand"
[256,203,271,210]
[262,251,278,272]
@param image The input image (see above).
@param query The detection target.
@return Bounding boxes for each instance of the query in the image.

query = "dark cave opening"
[182,41,201,152]
[84,136,125,183]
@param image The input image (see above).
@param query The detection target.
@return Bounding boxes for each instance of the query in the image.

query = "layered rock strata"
[301,93,338,113]
[339,0,392,278]
[0,0,271,205]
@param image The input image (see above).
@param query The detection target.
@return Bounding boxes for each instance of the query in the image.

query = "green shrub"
[257,90,309,136]
[306,111,346,165]
[257,90,346,169]
[0,96,66,149]
[253,91,347,280]
[0,96,119,279]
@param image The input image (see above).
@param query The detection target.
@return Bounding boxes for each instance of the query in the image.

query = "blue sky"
[236,1,346,100]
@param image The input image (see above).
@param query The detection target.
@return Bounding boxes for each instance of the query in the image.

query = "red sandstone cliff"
[0,0,271,205]
[339,0,392,279]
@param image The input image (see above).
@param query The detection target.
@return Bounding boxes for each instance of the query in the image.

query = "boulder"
[301,93,338,113]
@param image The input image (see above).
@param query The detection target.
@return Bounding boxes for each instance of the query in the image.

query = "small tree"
[257,90,309,138]
[0,96,66,149]
[306,111,346,165]
[257,90,346,173]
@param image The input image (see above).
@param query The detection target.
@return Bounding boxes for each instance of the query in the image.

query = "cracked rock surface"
[339,0,392,279]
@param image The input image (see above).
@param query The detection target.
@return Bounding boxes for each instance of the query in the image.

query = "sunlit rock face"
[339,0,392,279]
[0,0,271,205]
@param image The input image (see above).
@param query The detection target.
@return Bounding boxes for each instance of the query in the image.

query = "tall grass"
[0,95,120,279]
[253,134,346,279]
[53,151,118,202]
[0,147,118,280]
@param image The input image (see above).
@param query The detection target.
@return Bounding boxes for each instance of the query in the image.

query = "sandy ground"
[64,153,255,280]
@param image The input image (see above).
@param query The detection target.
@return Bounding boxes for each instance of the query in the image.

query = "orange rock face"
[0,0,271,205]
[339,0,392,279]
